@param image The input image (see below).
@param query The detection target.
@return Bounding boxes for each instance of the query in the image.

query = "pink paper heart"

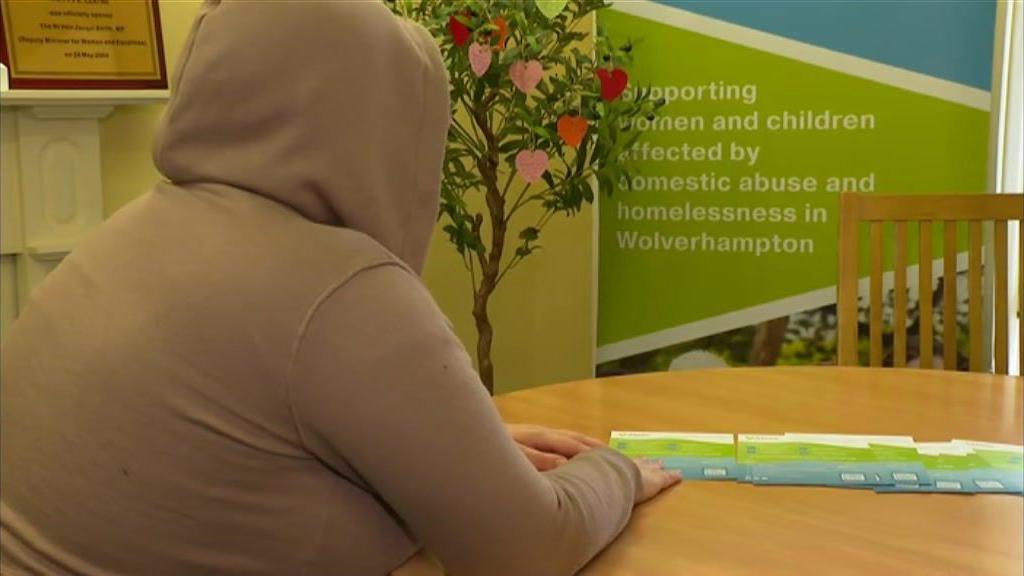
[509,60,544,94]
[469,42,492,77]
[515,149,549,183]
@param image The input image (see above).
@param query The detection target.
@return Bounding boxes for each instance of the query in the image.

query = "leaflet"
[785,434,930,488]
[736,434,788,483]
[615,430,1020,495]
[875,442,990,493]
[951,440,1024,494]
[738,434,905,488]
[610,431,738,480]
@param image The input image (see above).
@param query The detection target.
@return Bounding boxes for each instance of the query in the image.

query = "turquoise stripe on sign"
[647,0,996,90]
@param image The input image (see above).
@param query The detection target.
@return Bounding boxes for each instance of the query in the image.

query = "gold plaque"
[1,0,167,89]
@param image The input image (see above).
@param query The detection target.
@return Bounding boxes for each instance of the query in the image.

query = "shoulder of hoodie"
[257,205,433,314]
[252,201,420,290]
[225,200,435,322]
[140,182,422,298]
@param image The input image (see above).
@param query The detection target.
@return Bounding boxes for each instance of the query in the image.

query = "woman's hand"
[506,423,605,471]
[506,425,682,501]
[633,458,682,503]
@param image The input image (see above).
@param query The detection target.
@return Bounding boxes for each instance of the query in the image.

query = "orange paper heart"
[557,115,589,148]
[492,16,508,51]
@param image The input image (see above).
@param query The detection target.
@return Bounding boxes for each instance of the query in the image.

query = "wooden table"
[395,367,1023,576]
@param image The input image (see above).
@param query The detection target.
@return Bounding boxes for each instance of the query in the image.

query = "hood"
[153,0,450,273]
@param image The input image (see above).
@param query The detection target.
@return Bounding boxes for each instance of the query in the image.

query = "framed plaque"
[0,0,167,89]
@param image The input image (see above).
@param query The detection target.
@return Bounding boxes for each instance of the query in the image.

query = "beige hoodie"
[0,2,640,575]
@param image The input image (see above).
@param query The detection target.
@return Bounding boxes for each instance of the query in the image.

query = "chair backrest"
[837,193,1023,374]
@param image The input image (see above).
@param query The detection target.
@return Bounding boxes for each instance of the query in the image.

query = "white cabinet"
[0,90,167,341]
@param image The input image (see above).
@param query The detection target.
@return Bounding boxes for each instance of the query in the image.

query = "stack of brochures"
[610,431,1023,495]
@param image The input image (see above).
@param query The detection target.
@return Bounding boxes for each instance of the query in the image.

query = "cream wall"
[98,0,594,394]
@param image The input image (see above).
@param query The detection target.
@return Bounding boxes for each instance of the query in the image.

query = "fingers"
[635,457,663,469]
[633,458,683,503]
[646,460,682,482]
[561,429,606,448]
[519,444,567,472]
[532,433,592,458]
[506,423,605,462]
[663,469,683,487]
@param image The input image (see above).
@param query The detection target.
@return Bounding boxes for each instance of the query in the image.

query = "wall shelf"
[0,89,169,109]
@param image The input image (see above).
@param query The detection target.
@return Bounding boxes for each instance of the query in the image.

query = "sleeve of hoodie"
[288,263,641,576]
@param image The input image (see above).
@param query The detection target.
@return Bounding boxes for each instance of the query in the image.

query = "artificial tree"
[390,0,660,393]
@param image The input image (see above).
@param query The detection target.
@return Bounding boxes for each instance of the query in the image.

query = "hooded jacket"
[0,2,640,575]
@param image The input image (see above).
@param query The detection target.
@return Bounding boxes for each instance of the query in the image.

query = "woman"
[0,2,679,575]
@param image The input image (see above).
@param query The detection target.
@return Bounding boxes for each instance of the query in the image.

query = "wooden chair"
[838,193,1023,374]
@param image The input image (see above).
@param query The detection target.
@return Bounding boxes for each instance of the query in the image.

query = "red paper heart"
[448,15,471,47]
[557,114,589,148]
[597,67,628,102]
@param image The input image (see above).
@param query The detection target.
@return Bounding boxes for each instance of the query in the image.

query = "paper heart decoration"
[509,60,543,94]
[515,150,549,183]
[448,15,471,47]
[557,114,589,148]
[469,43,492,77]
[597,67,628,102]
[492,16,508,51]
[535,0,569,19]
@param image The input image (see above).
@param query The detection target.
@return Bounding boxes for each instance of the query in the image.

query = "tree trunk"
[473,283,495,394]
[748,316,790,366]
[471,193,503,394]
[469,102,505,395]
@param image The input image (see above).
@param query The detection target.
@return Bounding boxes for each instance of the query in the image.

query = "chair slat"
[870,222,884,367]
[837,194,860,366]
[894,222,908,367]
[943,222,958,371]
[919,222,934,370]
[968,221,983,372]
[854,194,1022,221]
[994,221,1008,375]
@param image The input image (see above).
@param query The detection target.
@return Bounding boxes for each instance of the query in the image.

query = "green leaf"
[541,171,557,189]
[498,139,526,154]
[582,180,595,203]
[519,226,540,241]
[531,125,555,142]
